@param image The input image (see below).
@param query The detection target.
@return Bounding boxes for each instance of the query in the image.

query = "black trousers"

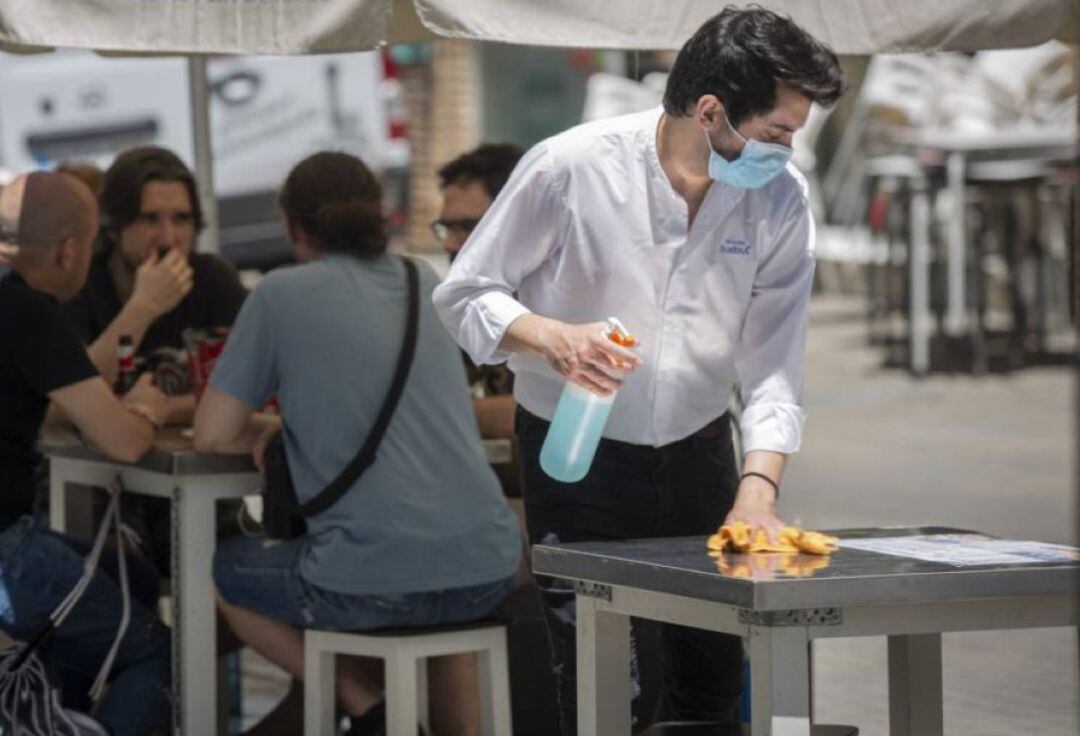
[516,407,744,736]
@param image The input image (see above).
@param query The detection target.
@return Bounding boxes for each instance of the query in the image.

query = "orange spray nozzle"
[606,317,637,347]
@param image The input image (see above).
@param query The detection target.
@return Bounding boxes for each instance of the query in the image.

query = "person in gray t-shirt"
[194,152,520,733]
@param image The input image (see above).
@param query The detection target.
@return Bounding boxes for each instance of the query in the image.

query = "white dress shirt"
[433,107,815,452]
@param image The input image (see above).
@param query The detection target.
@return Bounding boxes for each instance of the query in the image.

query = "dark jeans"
[0,516,171,736]
[516,408,743,736]
[214,534,518,630]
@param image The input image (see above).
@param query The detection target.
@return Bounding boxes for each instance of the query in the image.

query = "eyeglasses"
[430,218,481,243]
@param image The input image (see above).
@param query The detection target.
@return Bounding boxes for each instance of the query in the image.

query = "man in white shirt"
[434,7,845,734]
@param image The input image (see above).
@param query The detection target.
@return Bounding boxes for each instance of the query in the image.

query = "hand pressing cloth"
[707,521,839,555]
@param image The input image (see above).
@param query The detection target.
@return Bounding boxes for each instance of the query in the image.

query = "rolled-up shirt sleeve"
[735,190,816,455]
[432,143,564,365]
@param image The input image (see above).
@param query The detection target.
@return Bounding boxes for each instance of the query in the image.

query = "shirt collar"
[648,106,747,215]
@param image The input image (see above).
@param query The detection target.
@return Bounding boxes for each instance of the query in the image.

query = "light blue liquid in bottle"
[540,380,616,483]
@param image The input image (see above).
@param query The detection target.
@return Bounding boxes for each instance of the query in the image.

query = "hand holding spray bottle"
[539,317,638,483]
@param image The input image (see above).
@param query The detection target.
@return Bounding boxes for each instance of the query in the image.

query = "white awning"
[417,0,1078,54]
[0,0,1075,55]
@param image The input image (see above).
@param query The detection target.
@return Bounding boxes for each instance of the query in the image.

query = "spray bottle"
[539,317,637,483]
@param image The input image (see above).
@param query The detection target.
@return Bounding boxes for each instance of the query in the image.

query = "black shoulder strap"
[294,256,420,518]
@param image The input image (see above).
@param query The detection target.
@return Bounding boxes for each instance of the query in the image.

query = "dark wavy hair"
[279,152,387,260]
[98,146,204,245]
[437,143,525,200]
[663,5,846,125]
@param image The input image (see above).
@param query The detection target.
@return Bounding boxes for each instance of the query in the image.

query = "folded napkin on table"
[706,521,839,555]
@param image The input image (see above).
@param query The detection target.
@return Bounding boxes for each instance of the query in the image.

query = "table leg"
[48,459,109,540]
[887,633,943,736]
[49,458,70,533]
[385,655,421,736]
[576,595,631,736]
[172,485,219,736]
[946,152,967,335]
[748,625,811,736]
[909,179,932,375]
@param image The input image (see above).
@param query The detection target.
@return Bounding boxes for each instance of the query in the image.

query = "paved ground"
[788,296,1076,548]
[241,294,1079,735]
[789,296,1078,735]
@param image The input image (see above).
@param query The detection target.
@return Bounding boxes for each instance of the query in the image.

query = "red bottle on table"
[115,335,137,394]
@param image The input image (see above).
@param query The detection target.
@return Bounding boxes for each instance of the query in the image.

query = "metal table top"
[41,431,511,476]
[40,427,257,476]
[531,527,1080,612]
[901,127,1079,158]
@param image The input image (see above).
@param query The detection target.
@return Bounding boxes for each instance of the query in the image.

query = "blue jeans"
[0,516,171,736]
[214,534,517,630]
[516,408,744,736]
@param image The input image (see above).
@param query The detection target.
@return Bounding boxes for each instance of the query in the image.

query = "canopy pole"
[1072,44,1078,507]
[188,55,219,254]
[1073,46,1079,329]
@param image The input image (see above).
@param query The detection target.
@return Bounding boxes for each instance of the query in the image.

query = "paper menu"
[837,534,1080,567]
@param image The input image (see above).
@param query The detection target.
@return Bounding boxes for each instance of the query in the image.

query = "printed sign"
[839,534,1080,567]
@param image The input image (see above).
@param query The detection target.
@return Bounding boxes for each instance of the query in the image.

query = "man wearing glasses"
[433,143,524,445]
[433,143,524,263]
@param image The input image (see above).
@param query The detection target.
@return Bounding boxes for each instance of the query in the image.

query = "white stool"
[303,621,513,736]
[641,723,857,735]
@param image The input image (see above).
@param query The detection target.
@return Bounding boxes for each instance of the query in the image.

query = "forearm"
[737,450,787,506]
[41,401,75,436]
[498,313,554,359]
[499,313,639,395]
[81,403,157,463]
[111,411,158,462]
[197,413,280,455]
[165,394,197,426]
[86,300,158,384]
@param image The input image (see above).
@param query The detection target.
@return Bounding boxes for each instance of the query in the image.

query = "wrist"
[507,313,554,360]
[741,471,780,496]
[532,317,559,361]
[163,394,195,426]
[736,476,778,506]
[123,401,164,429]
[123,296,160,324]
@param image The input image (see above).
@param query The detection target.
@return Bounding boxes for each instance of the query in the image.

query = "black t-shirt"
[0,273,98,528]
[65,248,247,354]
[65,248,247,360]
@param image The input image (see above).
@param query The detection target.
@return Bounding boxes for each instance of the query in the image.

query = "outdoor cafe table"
[42,428,261,736]
[42,429,514,735]
[900,127,1078,374]
[531,526,1080,736]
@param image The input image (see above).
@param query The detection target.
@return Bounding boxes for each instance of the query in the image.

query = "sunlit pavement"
[792,295,1077,735]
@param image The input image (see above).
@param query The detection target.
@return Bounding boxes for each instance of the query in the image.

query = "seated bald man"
[0,172,171,736]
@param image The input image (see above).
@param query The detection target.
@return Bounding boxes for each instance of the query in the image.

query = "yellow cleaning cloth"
[713,552,832,580]
[706,521,839,555]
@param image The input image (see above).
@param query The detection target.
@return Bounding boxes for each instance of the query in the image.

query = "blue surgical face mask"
[706,113,792,189]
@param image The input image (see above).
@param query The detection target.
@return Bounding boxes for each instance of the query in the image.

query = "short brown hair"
[437,143,524,200]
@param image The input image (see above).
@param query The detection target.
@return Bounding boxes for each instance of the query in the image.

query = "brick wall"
[402,40,480,254]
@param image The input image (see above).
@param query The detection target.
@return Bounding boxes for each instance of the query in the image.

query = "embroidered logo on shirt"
[719,238,752,256]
